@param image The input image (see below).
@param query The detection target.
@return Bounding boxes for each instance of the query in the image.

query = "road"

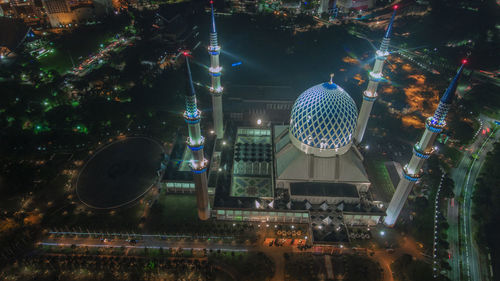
[449,117,499,281]
[39,231,429,281]
[40,236,249,252]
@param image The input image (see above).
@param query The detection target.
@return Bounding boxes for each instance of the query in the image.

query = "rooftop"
[230,127,274,198]
[290,182,359,198]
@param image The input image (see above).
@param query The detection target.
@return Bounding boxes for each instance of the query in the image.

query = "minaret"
[184,55,210,220]
[208,1,224,139]
[354,5,398,144]
[384,61,466,227]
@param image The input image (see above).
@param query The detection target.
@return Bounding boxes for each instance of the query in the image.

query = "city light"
[0,2,490,279]
[209,66,222,73]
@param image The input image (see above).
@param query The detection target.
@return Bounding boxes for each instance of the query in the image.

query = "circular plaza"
[76,137,165,209]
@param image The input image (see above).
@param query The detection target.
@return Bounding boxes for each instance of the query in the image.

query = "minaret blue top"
[210,1,216,34]
[184,55,200,120]
[440,62,466,104]
[429,61,466,127]
[186,56,196,97]
[384,6,398,39]
[208,1,219,49]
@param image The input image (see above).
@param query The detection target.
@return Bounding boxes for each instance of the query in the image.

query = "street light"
[380,231,385,236]
[257,119,262,125]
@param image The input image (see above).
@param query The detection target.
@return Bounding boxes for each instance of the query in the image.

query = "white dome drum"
[289,81,358,157]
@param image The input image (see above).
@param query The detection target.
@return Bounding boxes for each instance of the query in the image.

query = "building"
[0,17,32,59]
[183,55,210,220]
[208,1,224,139]
[336,0,373,12]
[384,62,467,226]
[42,0,74,27]
[274,80,370,203]
[42,0,96,28]
[354,6,397,143]
[229,0,257,13]
[161,4,408,242]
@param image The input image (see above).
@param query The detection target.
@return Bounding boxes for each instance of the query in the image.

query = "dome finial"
[329,73,335,84]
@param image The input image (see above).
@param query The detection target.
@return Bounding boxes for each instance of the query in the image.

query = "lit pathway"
[40,230,429,281]
[449,116,499,281]
[39,236,248,252]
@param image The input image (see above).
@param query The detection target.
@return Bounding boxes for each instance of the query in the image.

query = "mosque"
[162,2,465,239]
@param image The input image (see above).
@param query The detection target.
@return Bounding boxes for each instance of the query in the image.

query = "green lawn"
[146,193,198,232]
[366,157,395,202]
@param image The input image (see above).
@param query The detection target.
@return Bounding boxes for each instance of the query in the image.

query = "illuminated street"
[1,0,499,280]
[448,115,500,281]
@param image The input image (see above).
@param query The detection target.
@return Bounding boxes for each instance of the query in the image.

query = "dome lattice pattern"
[289,83,358,152]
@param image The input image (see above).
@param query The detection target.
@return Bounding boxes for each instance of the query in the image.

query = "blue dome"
[289,82,358,156]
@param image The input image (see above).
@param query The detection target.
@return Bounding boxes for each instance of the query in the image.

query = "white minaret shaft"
[184,56,210,220]
[354,6,397,144]
[208,1,224,139]
[384,62,466,226]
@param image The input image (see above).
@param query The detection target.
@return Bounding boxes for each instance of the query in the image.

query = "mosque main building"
[162,3,465,242]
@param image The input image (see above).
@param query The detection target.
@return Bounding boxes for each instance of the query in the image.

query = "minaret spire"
[353,5,398,143]
[384,61,466,227]
[208,0,224,139]
[384,6,397,39]
[431,61,465,126]
[184,55,210,220]
[210,1,216,34]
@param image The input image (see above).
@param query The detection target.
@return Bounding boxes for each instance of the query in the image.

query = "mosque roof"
[289,82,357,157]
[275,126,369,183]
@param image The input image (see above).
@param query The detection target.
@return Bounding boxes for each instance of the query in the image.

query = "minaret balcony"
[375,50,389,59]
[184,110,201,124]
[209,66,222,76]
[413,144,433,159]
[368,71,383,82]
[210,86,224,94]
[403,165,422,182]
[190,158,208,173]
[208,45,221,55]
[362,90,377,101]
[425,118,445,133]
[187,136,205,151]
[208,45,221,52]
